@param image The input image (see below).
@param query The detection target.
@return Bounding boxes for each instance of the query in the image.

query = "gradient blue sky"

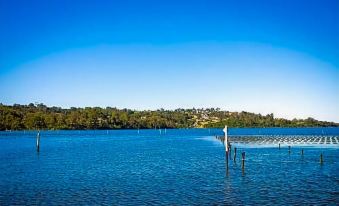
[0,0,338,121]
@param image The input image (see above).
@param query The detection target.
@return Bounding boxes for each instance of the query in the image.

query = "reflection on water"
[0,129,338,205]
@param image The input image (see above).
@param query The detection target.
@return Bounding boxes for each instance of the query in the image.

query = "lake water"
[0,128,338,205]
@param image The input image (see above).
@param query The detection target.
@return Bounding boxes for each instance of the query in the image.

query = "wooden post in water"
[301,149,304,155]
[241,152,245,170]
[288,146,291,154]
[225,150,229,169]
[234,147,237,161]
[279,143,280,150]
[223,125,229,169]
[320,153,323,164]
[36,130,40,152]
[223,125,228,150]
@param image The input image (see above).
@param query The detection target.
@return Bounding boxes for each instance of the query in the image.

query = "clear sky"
[0,0,338,122]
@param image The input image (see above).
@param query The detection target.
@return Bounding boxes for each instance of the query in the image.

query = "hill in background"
[0,103,338,130]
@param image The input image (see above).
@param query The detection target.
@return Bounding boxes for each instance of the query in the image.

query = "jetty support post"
[234,147,237,161]
[320,153,323,164]
[301,149,304,155]
[288,146,291,154]
[279,143,280,150]
[36,130,40,152]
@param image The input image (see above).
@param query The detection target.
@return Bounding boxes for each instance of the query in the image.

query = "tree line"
[0,103,337,130]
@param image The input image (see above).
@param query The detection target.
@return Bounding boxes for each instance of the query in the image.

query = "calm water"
[0,128,338,205]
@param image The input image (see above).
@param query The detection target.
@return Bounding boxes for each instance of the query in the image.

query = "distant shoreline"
[1,103,338,131]
[2,127,339,132]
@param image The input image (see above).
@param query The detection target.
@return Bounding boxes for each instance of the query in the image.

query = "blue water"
[0,128,338,205]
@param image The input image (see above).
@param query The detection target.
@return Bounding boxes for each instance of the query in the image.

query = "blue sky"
[0,0,338,122]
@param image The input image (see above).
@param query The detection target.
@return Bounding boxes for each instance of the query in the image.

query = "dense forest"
[0,103,338,130]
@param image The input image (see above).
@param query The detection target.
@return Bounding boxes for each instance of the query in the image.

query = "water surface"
[0,128,338,205]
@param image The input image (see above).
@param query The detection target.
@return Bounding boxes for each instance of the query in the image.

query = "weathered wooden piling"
[36,131,40,152]
[278,143,280,150]
[229,144,232,159]
[223,125,228,149]
[288,146,291,154]
[234,147,237,161]
[225,151,229,169]
[301,149,304,155]
[320,153,323,164]
[223,125,229,169]
[241,152,245,169]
